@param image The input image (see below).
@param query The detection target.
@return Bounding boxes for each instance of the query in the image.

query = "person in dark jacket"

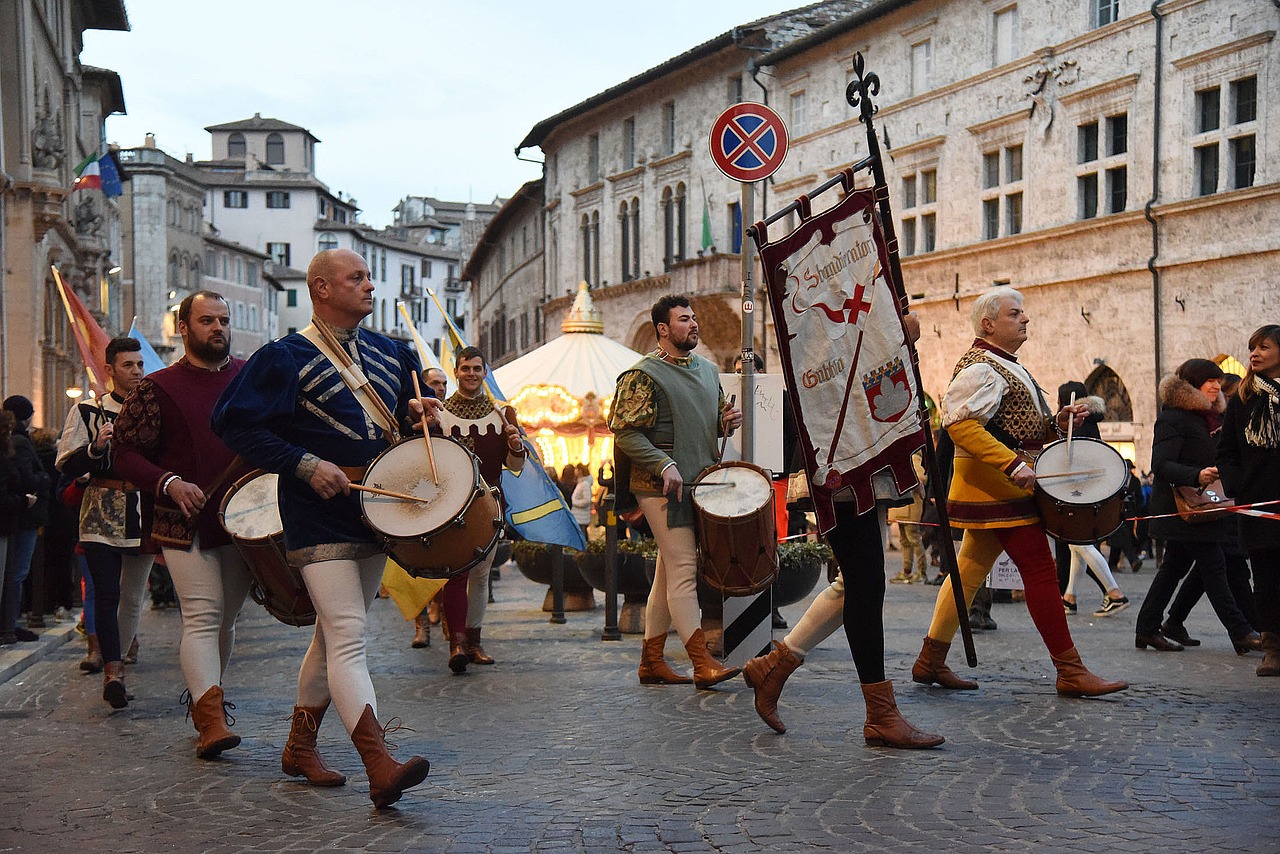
[1134,359,1261,654]
[1218,325,1280,676]
[0,410,40,645]
[1,396,51,644]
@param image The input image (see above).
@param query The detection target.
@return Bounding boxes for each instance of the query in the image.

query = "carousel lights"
[510,384,581,427]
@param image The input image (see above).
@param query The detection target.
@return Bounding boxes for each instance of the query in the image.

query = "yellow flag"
[380,559,448,621]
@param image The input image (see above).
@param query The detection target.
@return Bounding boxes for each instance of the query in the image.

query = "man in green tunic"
[610,295,742,689]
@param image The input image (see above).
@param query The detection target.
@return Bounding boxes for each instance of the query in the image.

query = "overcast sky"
[82,0,801,228]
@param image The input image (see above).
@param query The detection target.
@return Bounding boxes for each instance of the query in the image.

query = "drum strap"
[300,321,399,442]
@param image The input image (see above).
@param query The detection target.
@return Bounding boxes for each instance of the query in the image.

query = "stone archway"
[1084,364,1133,421]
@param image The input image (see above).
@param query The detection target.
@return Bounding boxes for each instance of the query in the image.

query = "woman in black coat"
[1218,325,1280,676]
[0,411,39,646]
[1134,359,1260,653]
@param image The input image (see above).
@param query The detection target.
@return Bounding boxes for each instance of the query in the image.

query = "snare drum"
[360,437,503,579]
[218,470,316,627]
[1034,438,1128,544]
[692,461,778,596]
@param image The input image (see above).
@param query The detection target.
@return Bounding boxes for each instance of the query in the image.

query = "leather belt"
[90,477,136,492]
[339,465,368,481]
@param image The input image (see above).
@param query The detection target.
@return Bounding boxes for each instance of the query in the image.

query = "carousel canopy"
[493,282,643,433]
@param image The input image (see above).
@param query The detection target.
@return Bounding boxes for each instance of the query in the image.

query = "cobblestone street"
[2,551,1277,853]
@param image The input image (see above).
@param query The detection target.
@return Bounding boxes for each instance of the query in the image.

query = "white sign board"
[717,372,785,473]
[987,551,1024,590]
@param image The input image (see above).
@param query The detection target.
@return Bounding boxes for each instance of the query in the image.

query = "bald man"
[214,249,439,809]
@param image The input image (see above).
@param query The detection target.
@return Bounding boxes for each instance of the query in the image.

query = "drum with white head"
[692,461,778,596]
[1033,437,1127,544]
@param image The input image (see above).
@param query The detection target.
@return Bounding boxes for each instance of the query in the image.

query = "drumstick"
[349,483,432,503]
[687,482,733,489]
[1035,468,1106,480]
[718,394,737,462]
[1066,391,1076,468]
[410,371,439,485]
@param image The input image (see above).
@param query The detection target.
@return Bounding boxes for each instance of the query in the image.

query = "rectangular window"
[622,117,636,169]
[728,202,742,254]
[1230,135,1256,189]
[1005,192,1023,235]
[587,133,600,183]
[1105,115,1128,156]
[1078,174,1099,219]
[982,152,1000,189]
[267,242,291,268]
[1194,143,1219,195]
[1078,122,1099,163]
[920,213,937,252]
[900,218,916,257]
[1094,0,1120,27]
[421,259,432,279]
[1195,87,1221,133]
[1005,145,1023,182]
[265,191,291,209]
[902,175,917,208]
[993,5,1019,66]
[911,40,932,96]
[1231,76,1257,124]
[286,288,298,308]
[663,101,676,155]
[921,170,937,204]
[727,74,743,105]
[223,190,247,209]
[401,265,414,295]
[1106,166,1127,213]
[982,199,1000,240]
[790,91,807,136]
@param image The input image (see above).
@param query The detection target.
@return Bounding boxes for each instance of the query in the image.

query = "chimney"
[144,133,156,148]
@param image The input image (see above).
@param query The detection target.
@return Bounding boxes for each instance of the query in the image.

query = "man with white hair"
[910,287,1127,698]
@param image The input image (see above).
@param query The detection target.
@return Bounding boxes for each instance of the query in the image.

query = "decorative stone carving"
[1023,55,1079,138]
[74,195,104,237]
[32,86,65,171]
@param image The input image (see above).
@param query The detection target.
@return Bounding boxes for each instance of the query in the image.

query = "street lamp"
[65,387,83,400]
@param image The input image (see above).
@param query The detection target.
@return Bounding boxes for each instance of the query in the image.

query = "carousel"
[493,282,643,475]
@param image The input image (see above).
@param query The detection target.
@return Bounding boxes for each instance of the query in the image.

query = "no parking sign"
[709,102,789,183]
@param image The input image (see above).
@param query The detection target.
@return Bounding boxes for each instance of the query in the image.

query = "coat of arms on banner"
[753,171,926,532]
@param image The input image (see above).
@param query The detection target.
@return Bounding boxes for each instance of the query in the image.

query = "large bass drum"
[218,470,316,627]
[360,437,503,579]
[1034,437,1128,544]
[692,461,778,596]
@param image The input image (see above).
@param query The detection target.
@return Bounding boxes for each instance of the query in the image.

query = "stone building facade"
[0,0,129,426]
[502,0,1277,468]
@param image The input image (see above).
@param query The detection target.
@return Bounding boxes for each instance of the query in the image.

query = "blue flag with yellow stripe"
[502,441,587,550]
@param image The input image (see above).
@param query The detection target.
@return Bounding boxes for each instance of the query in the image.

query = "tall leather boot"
[188,685,242,758]
[1050,647,1128,697]
[350,704,430,809]
[411,612,430,649]
[741,640,802,733]
[281,704,346,786]
[102,661,128,709]
[1257,632,1280,677]
[637,635,693,685]
[910,637,978,690]
[684,628,740,689]
[80,634,103,674]
[123,636,140,665]
[861,681,945,748]
[447,631,469,674]
[465,627,495,665]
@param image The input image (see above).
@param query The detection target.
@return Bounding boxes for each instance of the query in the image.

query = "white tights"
[296,555,384,735]
[1066,543,1120,599]
[466,549,495,628]
[163,540,253,699]
[117,554,152,654]
[639,495,702,643]
[784,572,846,658]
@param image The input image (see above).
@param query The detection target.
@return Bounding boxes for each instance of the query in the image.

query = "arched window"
[619,201,631,282]
[168,252,180,288]
[1084,365,1134,422]
[581,214,592,284]
[317,232,338,252]
[675,183,687,262]
[661,187,674,271]
[265,133,285,165]
[188,260,200,289]
[227,133,246,158]
[630,197,641,280]
[590,210,600,286]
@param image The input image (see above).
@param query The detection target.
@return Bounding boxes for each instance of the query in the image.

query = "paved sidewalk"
[1,555,1277,852]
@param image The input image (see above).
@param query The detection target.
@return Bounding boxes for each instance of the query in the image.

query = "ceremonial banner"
[52,265,111,397]
[753,172,925,532]
[127,319,168,375]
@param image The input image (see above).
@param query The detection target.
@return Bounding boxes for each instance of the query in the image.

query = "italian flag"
[72,154,101,191]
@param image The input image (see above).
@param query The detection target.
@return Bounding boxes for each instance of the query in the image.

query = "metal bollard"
[601,493,621,641]
[549,544,567,624]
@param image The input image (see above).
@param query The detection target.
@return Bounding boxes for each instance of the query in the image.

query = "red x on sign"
[709,103,789,183]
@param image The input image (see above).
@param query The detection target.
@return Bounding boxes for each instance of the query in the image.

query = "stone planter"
[772,555,825,608]
[513,546,596,612]
[577,551,653,634]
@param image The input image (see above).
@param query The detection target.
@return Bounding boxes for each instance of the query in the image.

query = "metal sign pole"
[740,180,755,464]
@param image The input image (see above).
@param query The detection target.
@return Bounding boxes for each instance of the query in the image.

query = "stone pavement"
[1,553,1278,853]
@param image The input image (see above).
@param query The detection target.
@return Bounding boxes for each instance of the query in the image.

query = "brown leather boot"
[80,634,103,673]
[123,636,139,665]
[684,628,741,689]
[465,627,495,665]
[448,632,469,674]
[426,594,441,625]
[1258,632,1280,677]
[861,680,945,748]
[350,704,430,809]
[741,640,802,733]
[282,704,346,786]
[102,661,128,709]
[637,635,693,685]
[411,612,431,649]
[188,685,242,758]
[1050,646,1128,697]
[910,637,978,690]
